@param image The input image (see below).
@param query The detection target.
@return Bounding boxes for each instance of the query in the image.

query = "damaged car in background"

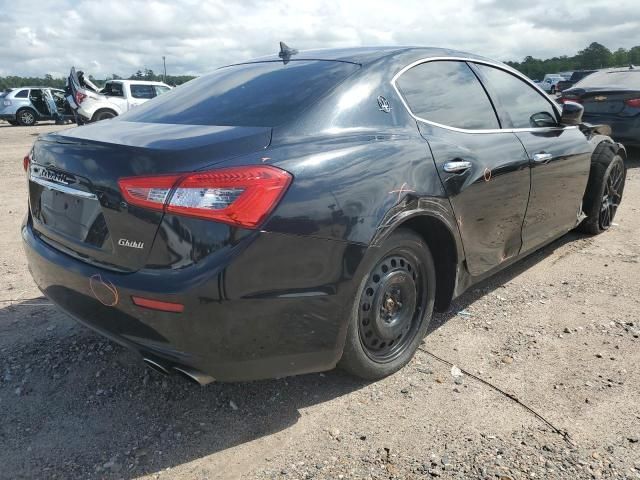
[66,67,171,123]
[23,46,627,384]
[0,87,74,126]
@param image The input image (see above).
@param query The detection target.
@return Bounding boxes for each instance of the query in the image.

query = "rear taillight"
[74,91,87,104]
[624,98,640,108]
[560,97,582,104]
[118,165,292,228]
[23,151,31,172]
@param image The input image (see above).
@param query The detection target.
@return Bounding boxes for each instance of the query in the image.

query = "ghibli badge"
[118,238,144,249]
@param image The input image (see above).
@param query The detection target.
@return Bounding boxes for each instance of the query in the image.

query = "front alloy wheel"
[599,158,624,230]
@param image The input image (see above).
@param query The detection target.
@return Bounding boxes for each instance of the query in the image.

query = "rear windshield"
[575,70,640,89]
[121,60,360,127]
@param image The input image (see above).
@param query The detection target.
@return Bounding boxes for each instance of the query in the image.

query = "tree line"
[1,42,638,90]
[0,68,195,91]
[506,42,640,80]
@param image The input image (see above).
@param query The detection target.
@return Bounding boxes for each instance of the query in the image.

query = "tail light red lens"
[118,165,292,229]
[624,98,640,108]
[560,97,582,104]
[23,151,31,172]
[74,91,87,104]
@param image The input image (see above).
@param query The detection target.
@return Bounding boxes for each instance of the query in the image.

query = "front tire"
[578,145,626,235]
[16,108,37,126]
[339,229,436,380]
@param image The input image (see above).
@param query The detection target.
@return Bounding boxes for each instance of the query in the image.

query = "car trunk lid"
[28,120,272,272]
[564,87,640,115]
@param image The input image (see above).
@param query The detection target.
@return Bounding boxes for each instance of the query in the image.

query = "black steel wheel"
[358,252,424,363]
[339,228,436,379]
[578,143,626,235]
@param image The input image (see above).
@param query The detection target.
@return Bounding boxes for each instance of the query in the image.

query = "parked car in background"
[0,87,74,126]
[66,68,171,123]
[556,70,596,93]
[538,74,565,94]
[560,66,640,147]
[23,46,626,383]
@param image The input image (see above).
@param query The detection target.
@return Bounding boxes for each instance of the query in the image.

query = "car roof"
[229,46,494,67]
[109,80,170,86]
[9,86,62,90]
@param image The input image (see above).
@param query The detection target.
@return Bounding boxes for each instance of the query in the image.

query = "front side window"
[130,84,156,99]
[395,60,499,130]
[475,64,558,129]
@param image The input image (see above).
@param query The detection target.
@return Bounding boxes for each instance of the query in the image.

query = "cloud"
[0,0,638,78]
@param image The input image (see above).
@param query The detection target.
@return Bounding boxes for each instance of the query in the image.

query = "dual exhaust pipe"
[143,358,214,386]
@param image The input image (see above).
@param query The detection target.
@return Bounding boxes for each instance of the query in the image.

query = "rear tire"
[92,109,117,122]
[16,108,37,126]
[577,144,626,235]
[339,229,436,380]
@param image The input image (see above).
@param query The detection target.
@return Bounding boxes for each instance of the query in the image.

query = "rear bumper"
[23,218,368,381]
[0,113,16,121]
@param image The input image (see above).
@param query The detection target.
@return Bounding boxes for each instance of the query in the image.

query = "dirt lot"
[1,122,639,480]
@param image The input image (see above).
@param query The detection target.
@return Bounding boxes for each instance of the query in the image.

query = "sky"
[0,0,639,78]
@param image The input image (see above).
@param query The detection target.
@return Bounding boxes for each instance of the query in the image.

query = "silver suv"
[0,87,74,126]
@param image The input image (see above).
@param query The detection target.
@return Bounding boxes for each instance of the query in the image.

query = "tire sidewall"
[595,155,625,231]
[340,229,436,379]
[93,110,116,121]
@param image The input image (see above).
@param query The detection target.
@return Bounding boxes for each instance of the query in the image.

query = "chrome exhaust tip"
[143,358,170,376]
[173,366,214,386]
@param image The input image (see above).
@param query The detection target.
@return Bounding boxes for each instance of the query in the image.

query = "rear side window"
[474,64,557,129]
[15,89,29,98]
[121,60,360,127]
[395,61,499,130]
[154,85,170,95]
[130,84,156,99]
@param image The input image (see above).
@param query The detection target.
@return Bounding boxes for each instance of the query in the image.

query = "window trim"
[391,56,574,134]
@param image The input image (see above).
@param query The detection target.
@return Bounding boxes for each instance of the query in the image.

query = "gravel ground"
[0,121,639,480]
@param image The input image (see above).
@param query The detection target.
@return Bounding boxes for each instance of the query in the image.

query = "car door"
[103,81,128,112]
[393,60,531,277]
[28,89,49,116]
[128,84,156,109]
[472,63,592,252]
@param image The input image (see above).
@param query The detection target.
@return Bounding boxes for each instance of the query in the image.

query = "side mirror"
[561,102,584,125]
[530,111,557,128]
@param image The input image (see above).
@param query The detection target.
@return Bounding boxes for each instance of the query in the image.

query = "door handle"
[532,152,553,164]
[443,161,472,173]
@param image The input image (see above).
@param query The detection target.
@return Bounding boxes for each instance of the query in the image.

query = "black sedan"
[560,66,640,147]
[23,46,626,383]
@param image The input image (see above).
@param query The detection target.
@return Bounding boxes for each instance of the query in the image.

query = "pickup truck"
[66,67,171,123]
[537,74,566,94]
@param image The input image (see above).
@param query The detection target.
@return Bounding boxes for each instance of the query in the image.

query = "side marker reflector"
[132,296,184,313]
